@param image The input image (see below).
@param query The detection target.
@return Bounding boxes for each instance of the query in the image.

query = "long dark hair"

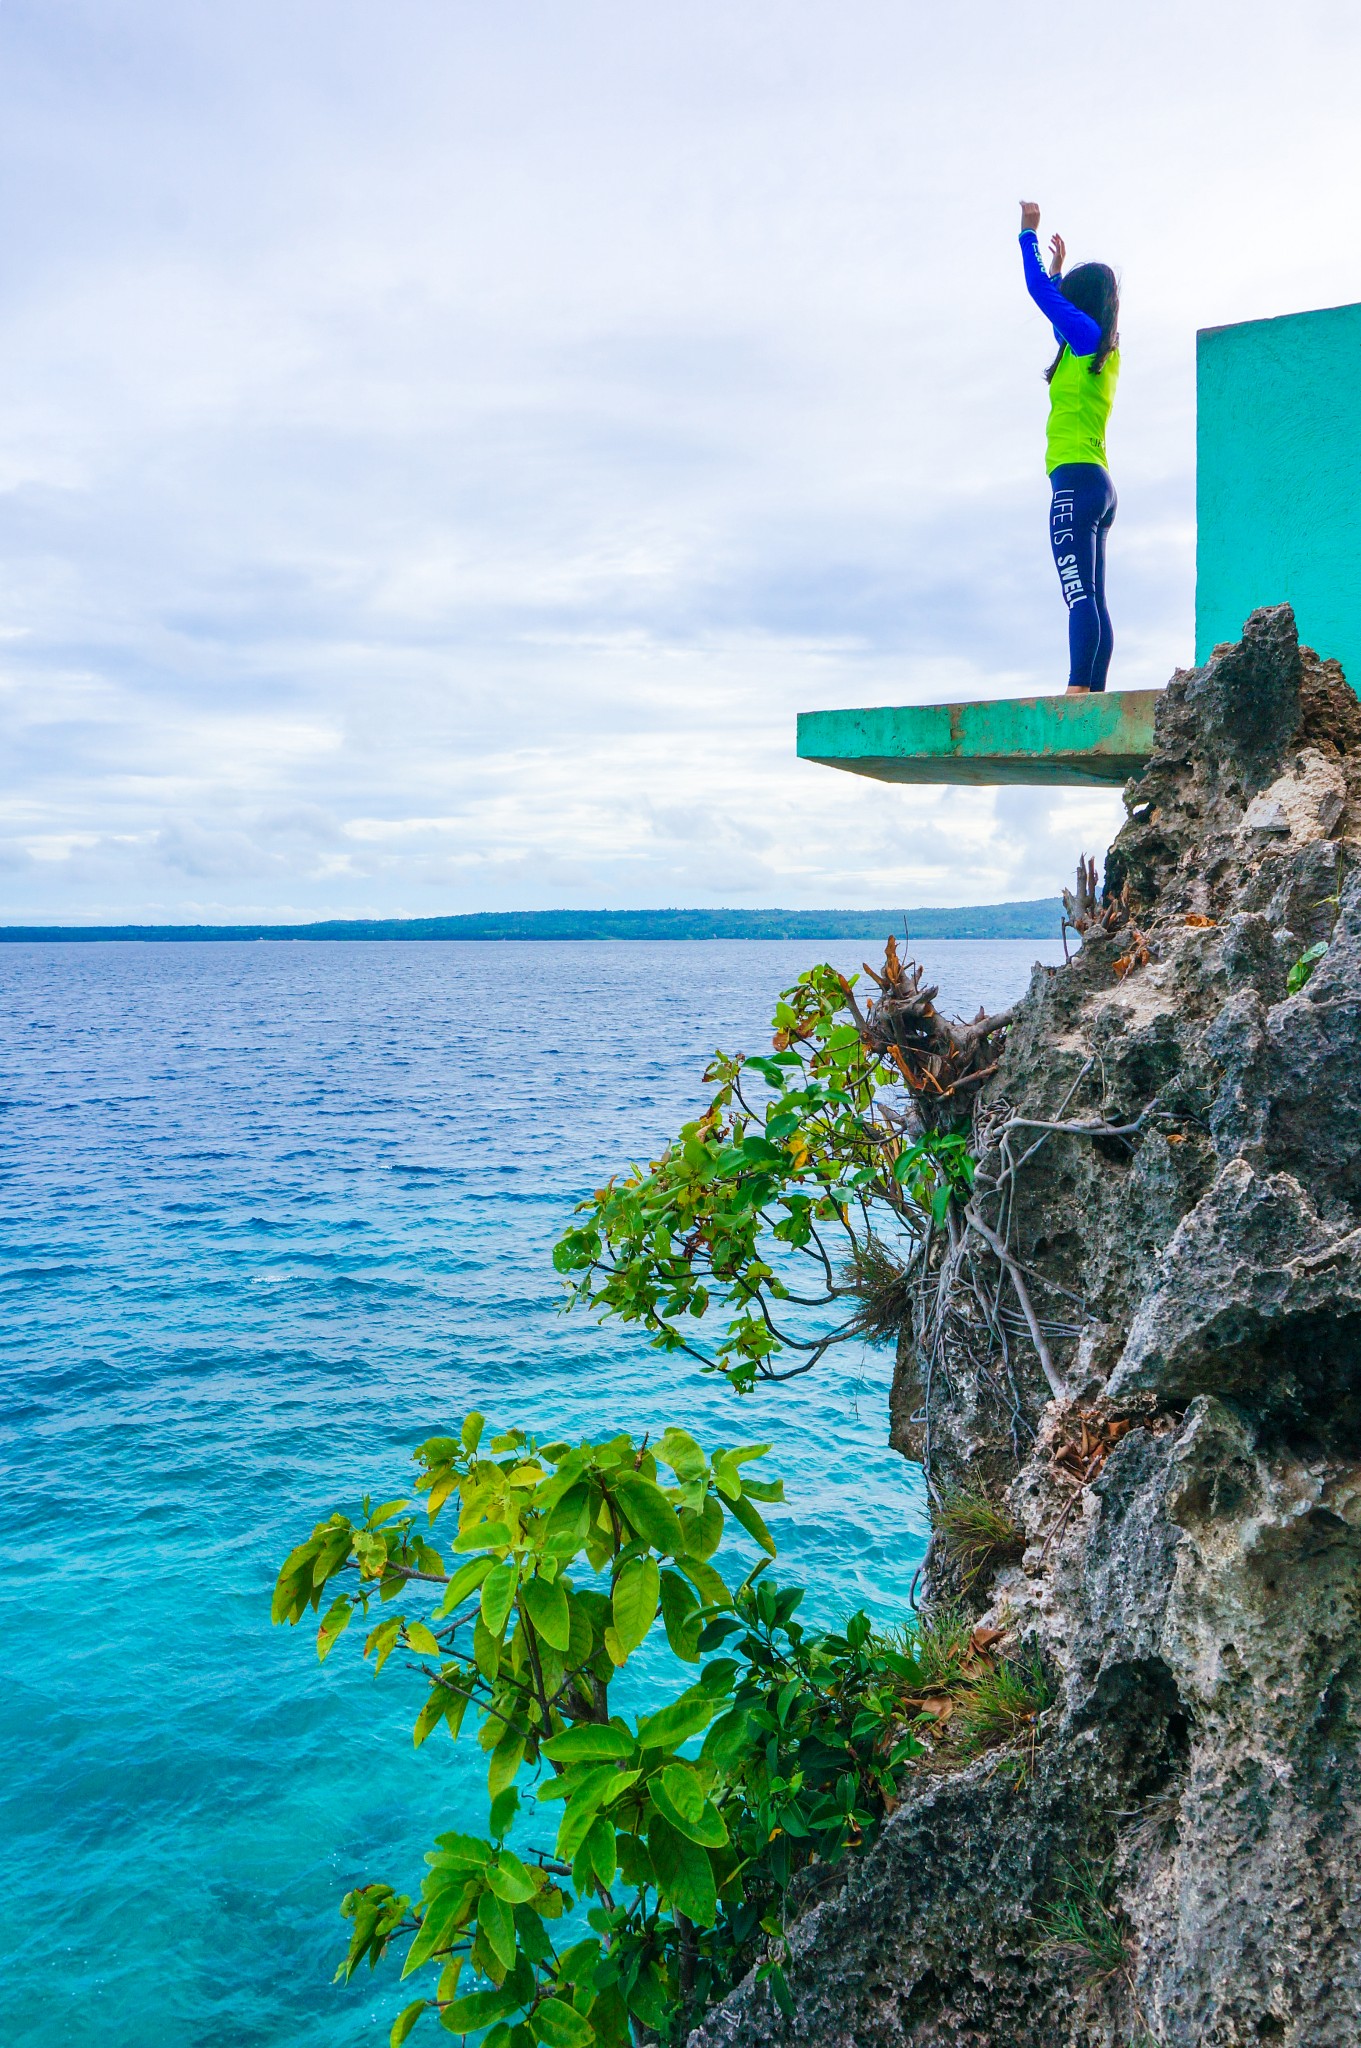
[1045,261,1119,381]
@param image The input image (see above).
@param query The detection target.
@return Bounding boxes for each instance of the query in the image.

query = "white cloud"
[0,0,1357,919]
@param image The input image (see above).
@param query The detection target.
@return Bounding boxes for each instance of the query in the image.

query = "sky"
[2,1,1360,922]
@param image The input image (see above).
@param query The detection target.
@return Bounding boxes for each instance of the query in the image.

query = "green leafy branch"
[273,1411,953,2045]
[552,962,977,1391]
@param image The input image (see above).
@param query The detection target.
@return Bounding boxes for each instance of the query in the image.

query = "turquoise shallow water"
[0,937,1060,2047]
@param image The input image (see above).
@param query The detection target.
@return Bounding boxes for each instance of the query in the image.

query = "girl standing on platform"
[1018,201,1120,693]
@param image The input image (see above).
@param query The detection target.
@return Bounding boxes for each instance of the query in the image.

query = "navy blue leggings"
[1049,462,1116,691]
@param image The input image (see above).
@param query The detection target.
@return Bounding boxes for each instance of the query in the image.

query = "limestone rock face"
[690,608,1361,2048]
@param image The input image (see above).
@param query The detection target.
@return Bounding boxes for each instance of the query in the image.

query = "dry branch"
[840,935,1014,1126]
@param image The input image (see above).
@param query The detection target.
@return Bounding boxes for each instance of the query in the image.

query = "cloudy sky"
[2,1,1358,921]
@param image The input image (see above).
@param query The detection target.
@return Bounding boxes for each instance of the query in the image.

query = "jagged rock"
[690,608,1361,2048]
[1237,747,1346,845]
[1109,1159,1361,1430]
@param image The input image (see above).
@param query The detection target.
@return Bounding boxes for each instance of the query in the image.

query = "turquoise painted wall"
[1197,300,1361,686]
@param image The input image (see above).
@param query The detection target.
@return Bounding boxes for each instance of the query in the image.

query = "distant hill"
[0,902,1063,943]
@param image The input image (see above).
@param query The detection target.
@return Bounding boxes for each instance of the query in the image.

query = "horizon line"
[0,899,1064,942]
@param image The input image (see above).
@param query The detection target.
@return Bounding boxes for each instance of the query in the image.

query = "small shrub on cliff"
[552,961,976,1391]
[273,1411,933,2044]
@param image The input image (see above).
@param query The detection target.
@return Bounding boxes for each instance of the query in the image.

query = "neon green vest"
[1046,345,1120,473]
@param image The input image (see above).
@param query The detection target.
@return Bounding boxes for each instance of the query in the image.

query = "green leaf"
[432,1553,494,1618]
[653,1761,704,1824]
[583,1814,617,1888]
[656,1427,708,1481]
[542,1723,635,1763]
[430,1831,493,1869]
[439,1987,522,2032]
[370,1498,411,1528]
[390,1999,428,2047]
[1288,939,1329,994]
[608,1472,686,1555]
[477,1887,518,1973]
[317,1594,353,1662]
[636,1688,721,1752]
[531,1997,595,2048]
[453,1520,512,1553]
[401,1883,476,1978]
[413,1683,463,1749]
[700,1704,753,1769]
[611,1556,660,1655]
[542,1482,592,1553]
[405,1621,442,1657]
[473,1615,502,1683]
[367,1616,404,1672]
[600,1768,641,1808]
[488,1786,521,1839]
[659,1569,701,1663]
[879,1647,926,1685]
[537,1762,620,1807]
[709,1453,741,1502]
[769,1963,796,2019]
[725,1489,777,1557]
[674,1555,731,1610]
[485,1851,541,1905]
[678,1493,724,1561]
[514,1901,553,1965]
[521,1575,571,1652]
[461,1411,486,1452]
[556,1788,606,1862]
[646,1812,717,1926]
[656,1788,728,1848]
[480,1559,520,1638]
[488,1728,527,1799]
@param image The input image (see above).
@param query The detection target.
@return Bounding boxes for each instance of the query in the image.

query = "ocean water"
[0,937,1060,2047]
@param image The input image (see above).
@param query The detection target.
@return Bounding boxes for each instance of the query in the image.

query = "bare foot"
[1065,685,1091,695]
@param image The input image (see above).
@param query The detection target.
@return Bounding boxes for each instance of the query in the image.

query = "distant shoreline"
[0,902,1062,943]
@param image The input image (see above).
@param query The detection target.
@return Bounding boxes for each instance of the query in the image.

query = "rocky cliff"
[692,606,1361,2048]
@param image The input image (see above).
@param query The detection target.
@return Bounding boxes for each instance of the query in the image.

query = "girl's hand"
[1020,200,1040,233]
[1048,232,1066,276]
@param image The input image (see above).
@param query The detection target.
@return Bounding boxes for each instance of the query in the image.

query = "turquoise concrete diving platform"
[800,295,1360,790]
[797,689,1160,789]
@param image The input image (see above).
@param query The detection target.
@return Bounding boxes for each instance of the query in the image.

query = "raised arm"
[1017,203,1101,356]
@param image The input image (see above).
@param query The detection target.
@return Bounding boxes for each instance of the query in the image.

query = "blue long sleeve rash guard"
[1019,231,1101,356]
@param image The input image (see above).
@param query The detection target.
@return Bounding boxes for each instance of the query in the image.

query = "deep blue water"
[0,938,1060,2047]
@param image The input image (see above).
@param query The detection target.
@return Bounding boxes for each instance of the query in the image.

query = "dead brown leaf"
[1051,1407,1140,1488]
[1112,930,1152,980]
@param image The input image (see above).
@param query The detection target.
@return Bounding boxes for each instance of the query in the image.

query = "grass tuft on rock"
[932,1487,1025,1586]
[955,1648,1054,1754]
